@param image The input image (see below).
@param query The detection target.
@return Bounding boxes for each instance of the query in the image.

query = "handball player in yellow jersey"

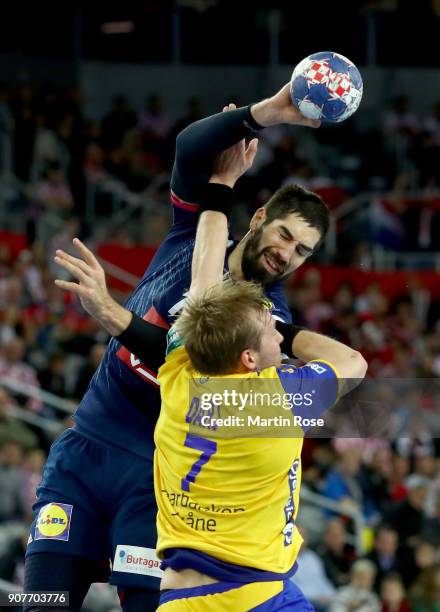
[54,140,367,610]
[151,145,368,610]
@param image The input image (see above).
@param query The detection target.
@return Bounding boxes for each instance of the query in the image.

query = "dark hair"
[263,184,330,243]
[375,523,398,536]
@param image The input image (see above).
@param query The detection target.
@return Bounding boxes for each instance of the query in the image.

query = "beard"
[241,227,288,285]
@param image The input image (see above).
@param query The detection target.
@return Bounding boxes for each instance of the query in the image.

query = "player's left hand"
[54,238,114,321]
[210,137,258,188]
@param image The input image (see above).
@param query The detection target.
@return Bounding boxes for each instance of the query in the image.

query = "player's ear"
[249,208,266,232]
[240,348,257,372]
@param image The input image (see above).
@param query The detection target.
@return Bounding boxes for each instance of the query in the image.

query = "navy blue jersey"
[74,106,292,459]
[74,198,292,458]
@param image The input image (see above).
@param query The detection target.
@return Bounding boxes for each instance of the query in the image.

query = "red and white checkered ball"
[290,51,363,123]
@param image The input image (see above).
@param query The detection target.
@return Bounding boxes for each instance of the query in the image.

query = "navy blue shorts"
[26,428,162,590]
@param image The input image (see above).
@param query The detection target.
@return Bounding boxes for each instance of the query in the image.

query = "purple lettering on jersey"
[181,434,217,492]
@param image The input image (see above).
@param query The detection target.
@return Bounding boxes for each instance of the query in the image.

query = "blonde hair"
[175,279,270,375]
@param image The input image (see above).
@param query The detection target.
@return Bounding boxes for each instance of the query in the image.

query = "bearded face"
[241,226,289,284]
[240,214,321,285]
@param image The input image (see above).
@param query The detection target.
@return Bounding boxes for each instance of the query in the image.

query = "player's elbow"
[343,350,368,383]
[175,124,194,159]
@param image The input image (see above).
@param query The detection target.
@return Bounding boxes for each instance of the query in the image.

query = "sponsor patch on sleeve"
[166,326,183,355]
[35,502,73,541]
[113,545,163,579]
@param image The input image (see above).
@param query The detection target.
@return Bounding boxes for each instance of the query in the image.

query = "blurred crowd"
[0,83,440,254]
[0,83,440,610]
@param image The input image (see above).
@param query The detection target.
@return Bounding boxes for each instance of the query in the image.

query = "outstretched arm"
[54,139,258,365]
[54,240,167,369]
[172,85,320,202]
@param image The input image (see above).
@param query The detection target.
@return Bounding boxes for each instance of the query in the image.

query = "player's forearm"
[96,297,133,336]
[189,182,233,297]
[171,106,262,200]
[93,299,168,369]
[189,211,228,298]
[176,106,262,162]
[292,330,368,379]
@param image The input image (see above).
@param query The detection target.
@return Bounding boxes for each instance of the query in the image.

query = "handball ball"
[290,51,363,123]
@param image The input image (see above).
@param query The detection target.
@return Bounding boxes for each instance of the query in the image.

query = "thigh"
[23,551,109,612]
[109,463,161,592]
[119,587,161,612]
[26,429,111,562]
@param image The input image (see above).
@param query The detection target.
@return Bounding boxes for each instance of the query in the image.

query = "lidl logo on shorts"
[35,503,73,541]
[113,545,163,578]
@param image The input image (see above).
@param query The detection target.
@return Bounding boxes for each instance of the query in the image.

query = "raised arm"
[188,137,257,299]
[172,84,320,202]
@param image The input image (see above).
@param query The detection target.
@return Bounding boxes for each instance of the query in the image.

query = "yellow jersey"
[154,328,340,580]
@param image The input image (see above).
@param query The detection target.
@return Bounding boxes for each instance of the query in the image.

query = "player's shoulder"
[277,360,340,380]
[166,325,183,355]
[263,282,291,324]
[159,326,191,377]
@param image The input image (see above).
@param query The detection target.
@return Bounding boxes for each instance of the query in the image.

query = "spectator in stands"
[73,342,106,400]
[330,559,380,612]
[387,452,409,502]
[317,518,356,588]
[293,526,335,610]
[0,528,28,584]
[12,249,46,306]
[322,447,377,521]
[380,573,411,612]
[290,268,324,326]
[0,388,38,450]
[358,446,392,516]
[367,524,401,592]
[423,101,440,146]
[11,83,36,181]
[383,95,419,139]
[100,94,136,151]
[170,96,203,140]
[20,448,45,518]
[421,490,440,547]
[355,282,389,317]
[0,441,26,523]
[409,562,440,611]
[32,162,74,214]
[30,113,63,182]
[83,141,106,184]
[386,475,429,548]
[138,94,172,141]
[38,350,68,398]
[0,83,14,176]
[0,337,42,413]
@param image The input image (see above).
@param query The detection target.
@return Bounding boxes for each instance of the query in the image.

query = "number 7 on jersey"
[181,434,217,492]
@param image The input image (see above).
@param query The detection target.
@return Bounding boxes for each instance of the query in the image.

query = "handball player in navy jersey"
[24,85,329,612]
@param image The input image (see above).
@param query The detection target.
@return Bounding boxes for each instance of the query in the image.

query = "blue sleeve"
[169,190,200,227]
[170,105,263,221]
[265,283,292,324]
[276,360,340,432]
